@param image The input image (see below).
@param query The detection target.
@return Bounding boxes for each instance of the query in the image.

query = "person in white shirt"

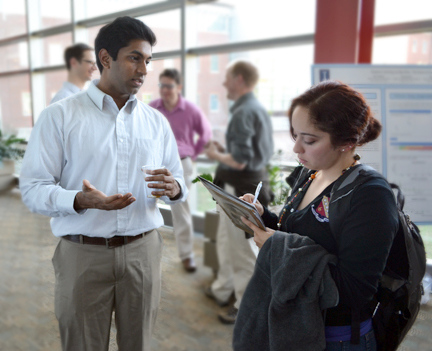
[20,16,187,351]
[50,43,97,104]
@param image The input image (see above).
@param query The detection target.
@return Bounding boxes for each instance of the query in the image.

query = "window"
[373,33,432,65]
[375,0,432,25]
[48,44,64,66]
[0,41,29,73]
[209,94,219,112]
[30,32,73,69]
[41,70,68,106]
[187,0,316,47]
[0,74,32,135]
[21,92,31,117]
[0,0,27,39]
[142,93,152,104]
[423,40,428,54]
[74,0,161,21]
[27,0,71,32]
[137,10,181,53]
[210,55,219,73]
[164,59,174,68]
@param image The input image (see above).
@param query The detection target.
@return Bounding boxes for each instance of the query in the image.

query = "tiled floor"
[1,188,431,351]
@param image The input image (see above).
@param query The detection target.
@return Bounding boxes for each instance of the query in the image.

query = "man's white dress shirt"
[50,81,81,104]
[20,80,187,238]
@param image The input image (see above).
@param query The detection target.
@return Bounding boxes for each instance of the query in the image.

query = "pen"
[252,181,262,204]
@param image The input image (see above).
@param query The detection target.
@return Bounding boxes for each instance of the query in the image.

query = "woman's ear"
[340,145,354,152]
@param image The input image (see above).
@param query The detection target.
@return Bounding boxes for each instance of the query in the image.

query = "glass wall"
[27,0,71,32]
[373,33,432,65]
[0,42,29,73]
[0,0,431,216]
[30,33,73,68]
[375,0,432,25]
[0,1,27,39]
[186,0,316,47]
[73,0,162,21]
[0,74,32,136]
[137,10,181,53]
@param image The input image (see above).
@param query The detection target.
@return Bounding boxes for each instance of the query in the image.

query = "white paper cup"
[141,165,165,198]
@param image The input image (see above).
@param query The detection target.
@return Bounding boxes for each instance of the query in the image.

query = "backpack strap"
[328,164,385,344]
[329,164,384,239]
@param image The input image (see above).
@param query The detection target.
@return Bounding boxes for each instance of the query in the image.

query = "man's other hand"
[74,179,136,212]
[144,168,181,199]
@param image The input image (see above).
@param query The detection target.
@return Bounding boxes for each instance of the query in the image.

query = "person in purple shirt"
[149,68,212,272]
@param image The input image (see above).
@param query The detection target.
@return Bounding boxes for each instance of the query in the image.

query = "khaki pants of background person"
[170,157,195,260]
[211,184,259,309]
[52,230,163,351]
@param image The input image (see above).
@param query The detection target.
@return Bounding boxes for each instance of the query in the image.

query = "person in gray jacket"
[204,60,274,324]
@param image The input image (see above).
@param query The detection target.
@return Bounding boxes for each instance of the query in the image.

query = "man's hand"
[212,140,225,153]
[204,141,219,160]
[74,179,136,212]
[144,168,181,199]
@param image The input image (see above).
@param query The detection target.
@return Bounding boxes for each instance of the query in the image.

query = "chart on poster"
[312,65,432,223]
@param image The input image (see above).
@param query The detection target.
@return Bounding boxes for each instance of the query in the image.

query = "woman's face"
[291,105,341,171]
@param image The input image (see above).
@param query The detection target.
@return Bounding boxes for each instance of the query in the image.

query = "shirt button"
[120,139,123,143]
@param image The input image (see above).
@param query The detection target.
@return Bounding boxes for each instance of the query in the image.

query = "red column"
[358,0,375,63]
[314,0,361,63]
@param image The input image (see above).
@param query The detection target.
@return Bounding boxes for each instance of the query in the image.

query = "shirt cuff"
[56,189,87,215]
[163,180,188,205]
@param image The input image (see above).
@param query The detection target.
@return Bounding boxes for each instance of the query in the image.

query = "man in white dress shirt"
[20,16,187,351]
[50,43,97,104]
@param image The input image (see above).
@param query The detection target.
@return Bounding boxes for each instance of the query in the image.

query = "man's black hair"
[159,68,182,85]
[95,16,157,73]
[64,43,93,70]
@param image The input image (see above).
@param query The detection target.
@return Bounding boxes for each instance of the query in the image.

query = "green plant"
[0,130,26,160]
[192,173,213,184]
[267,150,291,206]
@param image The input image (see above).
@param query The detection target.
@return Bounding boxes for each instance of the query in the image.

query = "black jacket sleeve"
[262,206,279,230]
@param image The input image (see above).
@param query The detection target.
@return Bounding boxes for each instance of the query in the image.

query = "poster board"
[312,64,432,224]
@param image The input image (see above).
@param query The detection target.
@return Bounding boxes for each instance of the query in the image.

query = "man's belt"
[62,231,152,249]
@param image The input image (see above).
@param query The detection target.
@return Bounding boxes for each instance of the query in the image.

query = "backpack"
[328,164,427,350]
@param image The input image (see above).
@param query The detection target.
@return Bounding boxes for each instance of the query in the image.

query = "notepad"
[198,176,266,236]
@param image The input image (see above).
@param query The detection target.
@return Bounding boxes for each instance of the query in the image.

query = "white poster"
[313,65,432,224]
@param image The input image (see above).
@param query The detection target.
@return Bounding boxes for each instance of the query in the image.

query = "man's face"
[106,39,152,98]
[77,50,97,81]
[159,76,181,105]
[223,69,238,101]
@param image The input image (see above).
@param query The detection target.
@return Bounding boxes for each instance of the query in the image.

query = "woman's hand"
[239,193,264,216]
[241,217,275,249]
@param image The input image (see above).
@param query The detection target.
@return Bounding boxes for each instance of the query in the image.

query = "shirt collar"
[87,79,137,112]
[155,94,185,112]
[230,91,254,113]
[64,81,80,94]
[176,94,186,111]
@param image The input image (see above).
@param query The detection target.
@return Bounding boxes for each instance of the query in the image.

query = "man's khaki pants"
[52,230,163,351]
[170,157,194,260]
